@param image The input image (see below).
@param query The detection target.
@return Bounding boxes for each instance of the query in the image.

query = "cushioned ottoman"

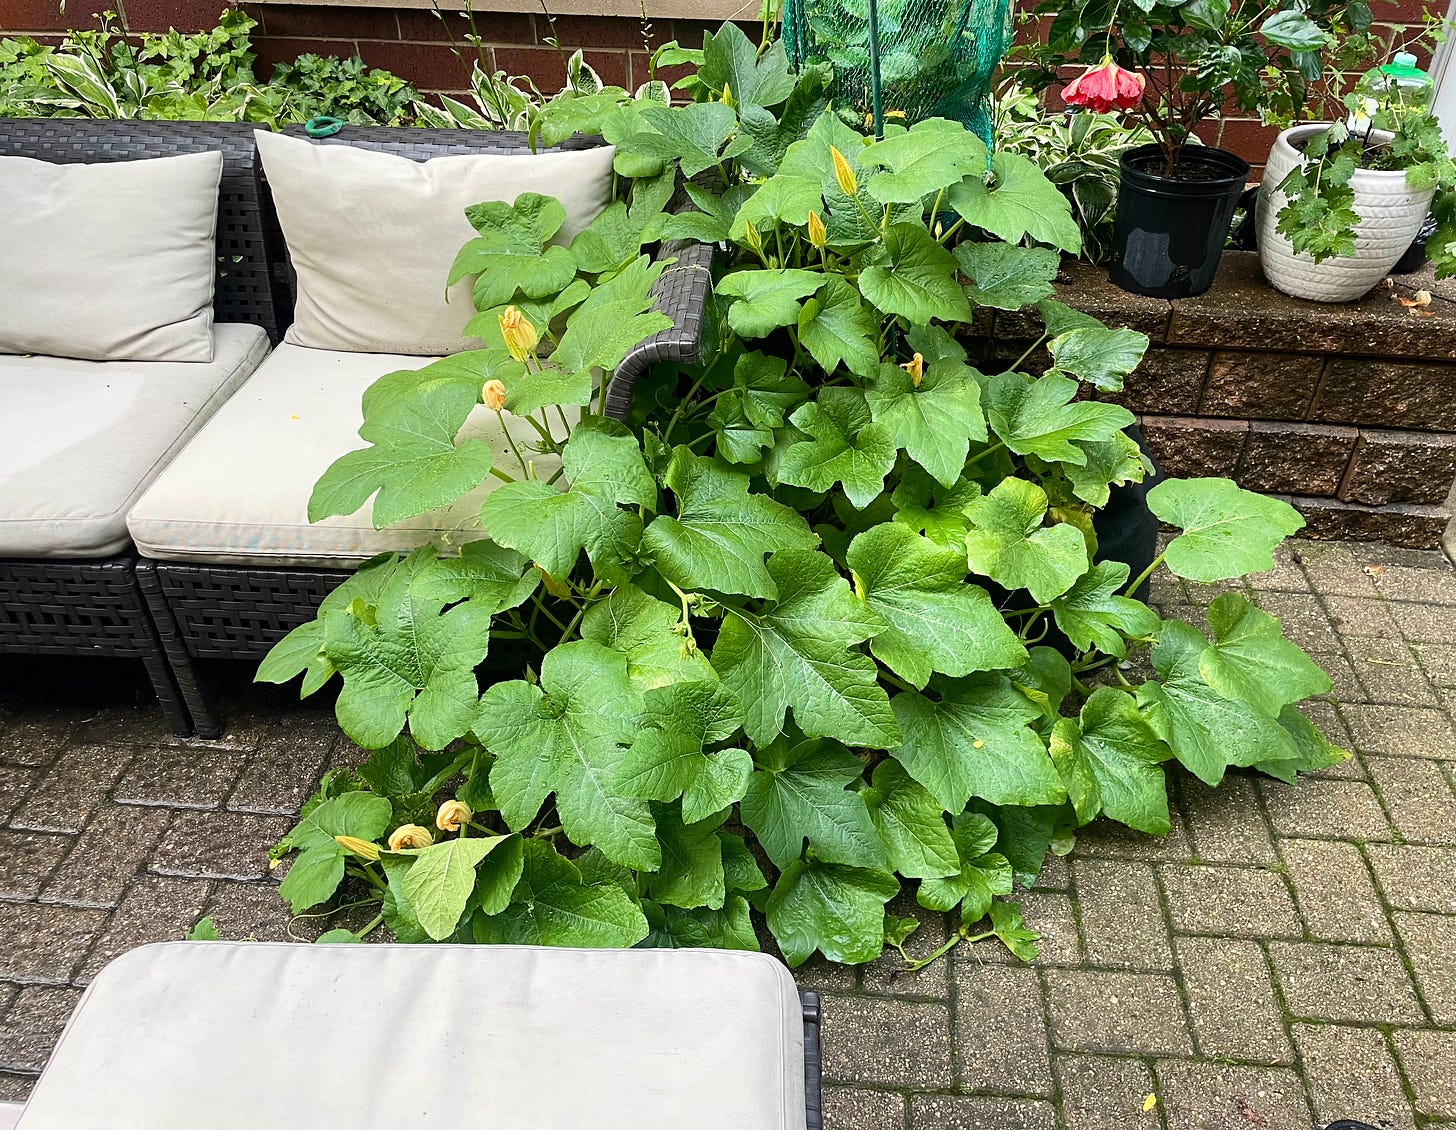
[0,324,270,558]
[127,344,559,566]
[11,942,817,1129]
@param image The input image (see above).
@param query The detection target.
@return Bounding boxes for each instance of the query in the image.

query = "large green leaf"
[569,200,655,277]
[1147,478,1305,583]
[777,388,898,508]
[1259,705,1350,783]
[579,585,717,690]
[1049,325,1149,392]
[891,675,1066,811]
[864,357,987,488]
[964,478,1090,603]
[917,811,1013,919]
[631,101,750,178]
[712,550,898,748]
[645,446,817,598]
[399,834,515,941]
[860,117,989,203]
[278,792,393,913]
[475,840,649,947]
[1198,593,1331,717]
[860,223,972,323]
[1050,686,1171,834]
[649,804,727,910]
[323,553,493,750]
[860,759,959,879]
[946,150,1082,252]
[955,243,1060,311]
[308,355,497,528]
[474,640,658,870]
[765,858,899,966]
[986,372,1135,466]
[847,522,1026,688]
[730,174,823,239]
[740,740,886,870]
[1049,560,1161,658]
[891,467,982,552]
[797,275,882,379]
[716,268,824,338]
[480,417,655,583]
[615,680,753,823]
[411,540,538,614]
[1137,619,1300,786]
[698,22,796,107]
[449,192,576,307]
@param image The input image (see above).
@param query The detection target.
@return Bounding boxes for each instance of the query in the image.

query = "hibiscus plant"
[259,22,1345,967]
[1023,0,1377,175]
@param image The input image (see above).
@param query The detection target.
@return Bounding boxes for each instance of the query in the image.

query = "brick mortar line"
[1252,936,1323,1129]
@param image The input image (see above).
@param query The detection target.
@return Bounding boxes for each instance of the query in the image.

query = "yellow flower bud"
[830,145,858,197]
[436,799,472,833]
[901,352,924,389]
[497,305,538,363]
[807,210,826,249]
[387,824,434,851]
[742,222,763,252]
[334,835,381,861]
[481,378,507,412]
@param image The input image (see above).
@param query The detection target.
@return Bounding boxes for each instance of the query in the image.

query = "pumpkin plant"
[260,22,1345,967]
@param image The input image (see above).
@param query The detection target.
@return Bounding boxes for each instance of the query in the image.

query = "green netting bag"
[783,0,1013,143]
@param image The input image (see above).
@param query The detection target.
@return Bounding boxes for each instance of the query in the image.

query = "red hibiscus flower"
[1061,57,1146,113]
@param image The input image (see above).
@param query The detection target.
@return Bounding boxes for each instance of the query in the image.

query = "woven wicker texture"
[801,992,823,1130]
[0,119,286,342]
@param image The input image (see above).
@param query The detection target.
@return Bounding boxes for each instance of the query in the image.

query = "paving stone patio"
[1,537,1454,1130]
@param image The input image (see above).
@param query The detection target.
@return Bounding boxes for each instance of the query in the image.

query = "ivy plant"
[259,22,1345,967]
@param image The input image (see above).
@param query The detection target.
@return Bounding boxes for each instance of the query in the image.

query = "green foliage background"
[256,24,1346,968]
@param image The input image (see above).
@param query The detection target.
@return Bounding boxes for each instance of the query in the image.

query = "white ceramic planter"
[1256,123,1434,303]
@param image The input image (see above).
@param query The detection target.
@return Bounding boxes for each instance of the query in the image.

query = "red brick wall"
[0,0,1441,168]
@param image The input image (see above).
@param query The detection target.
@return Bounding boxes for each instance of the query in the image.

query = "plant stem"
[1125,551,1165,598]
[1006,332,1049,374]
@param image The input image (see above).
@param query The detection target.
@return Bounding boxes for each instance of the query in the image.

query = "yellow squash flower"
[497,306,539,363]
[436,799,472,833]
[901,352,924,388]
[807,210,827,249]
[830,145,858,196]
[387,824,434,851]
[334,835,381,861]
[481,379,507,412]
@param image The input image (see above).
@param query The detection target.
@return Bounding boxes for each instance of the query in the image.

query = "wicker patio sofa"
[0,120,288,735]
[0,942,824,1129]
[125,125,713,738]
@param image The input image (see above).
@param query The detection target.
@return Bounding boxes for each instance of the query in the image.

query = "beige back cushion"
[0,150,222,362]
[256,131,616,356]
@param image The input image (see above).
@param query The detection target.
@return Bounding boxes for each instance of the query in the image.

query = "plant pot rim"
[1272,122,1413,182]
[1118,143,1250,198]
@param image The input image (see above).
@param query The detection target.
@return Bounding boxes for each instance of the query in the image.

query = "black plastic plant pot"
[1109,143,1251,299]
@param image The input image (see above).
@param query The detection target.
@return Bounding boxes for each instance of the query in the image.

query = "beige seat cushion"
[128,344,566,567]
[0,324,270,559]
[0,151,222,362]
[16,942,807,1130]
[256,130,615,356]
[0,1102,21,1130]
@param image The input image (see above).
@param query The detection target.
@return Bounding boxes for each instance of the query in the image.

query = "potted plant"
[1027,0,1364,297]
[1256,48,1456,301]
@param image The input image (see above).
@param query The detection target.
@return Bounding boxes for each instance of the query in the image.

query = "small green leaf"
[946,150,1081,252]
[1198,593,1332,717]
[964,478,1090,604]
[917,811,1013,919]
[861,759,960,879]
[860,117,989,203]
[712,550,899,748]
[716,268,824,338]
[1050,560,1161,658]
[989,901,1041,960]
[955,243,1060,311]
[765,858,899,966]
[891,675,1066,811]
[1148,478,1305,582]
[986,372,1134,466]
[864,358,987,488]
[860,223,973,323]
[1050,686,1171,834]
[741,740,886,871]
[400,834,515,941]
[474,840,649,948]
[848,522,1026,688]
[777,388,898,509]
[797,275,882,379]
[580,585,717,690]
[649,803,727,910]
[1049,325,1149,392]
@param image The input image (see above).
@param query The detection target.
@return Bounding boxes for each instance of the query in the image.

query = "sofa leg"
[135,561,223,740]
